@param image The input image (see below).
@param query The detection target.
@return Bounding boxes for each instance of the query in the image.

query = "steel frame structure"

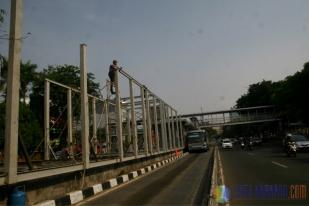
[1,43,184,186]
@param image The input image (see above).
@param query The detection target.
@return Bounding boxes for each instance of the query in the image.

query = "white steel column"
[166,106,172,150]
[4,0,23,184]
[175,111,180,148]
[180,117,184,147]
[141,87,148,155]
[153,97,159,153]
[159,101,166,151]
[92,98,97,154]
[145,91,153,154]
[80,44,90,168]
[104,101,110,153]
[126,109,131,152]
[171,110,176,149]
[67,88,73,156]
[129,80,138,157]
[115,69,123,161]
[44,80,50,161]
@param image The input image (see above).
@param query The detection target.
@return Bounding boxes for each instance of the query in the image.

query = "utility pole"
[80,44,90,168]
[4,0,23,184]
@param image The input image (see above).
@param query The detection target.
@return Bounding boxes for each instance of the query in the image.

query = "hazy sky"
[1,0,309,114]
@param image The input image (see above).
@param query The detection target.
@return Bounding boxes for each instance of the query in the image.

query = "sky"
[1,0,309,114]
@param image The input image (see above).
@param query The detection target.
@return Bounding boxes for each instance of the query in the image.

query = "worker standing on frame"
[108,60,122,95]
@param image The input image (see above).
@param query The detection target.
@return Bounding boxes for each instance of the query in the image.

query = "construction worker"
[108,60,122,94]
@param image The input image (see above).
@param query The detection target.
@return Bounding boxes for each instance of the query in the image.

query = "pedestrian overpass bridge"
[181,105,280,128]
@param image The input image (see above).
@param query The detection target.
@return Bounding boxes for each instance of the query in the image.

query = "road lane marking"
[248,152,254,156]
[271,161,288,168]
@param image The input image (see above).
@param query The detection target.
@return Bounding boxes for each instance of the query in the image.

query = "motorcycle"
[240,142,245,150]
[248,141,254,150]
[286,142,297,157]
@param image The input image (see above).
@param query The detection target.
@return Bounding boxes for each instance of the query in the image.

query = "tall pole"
[141,87,148,155]
[145,91,153,154]
[80,44,90,168]
[4,0,23,184]
[126,109,131,152]
[104,100,110,153]
[115,69,123,161]
[167,106,172,150]
[153,97,159,153]
[92,98,97,154]
[175,112,180,148]
[44,80,50,160]
[159,101,166,151]
[180,117,184,147]
[67,88,73,156]
[171,110,176,149]
[129,80,138,157]
[105,79,110,153]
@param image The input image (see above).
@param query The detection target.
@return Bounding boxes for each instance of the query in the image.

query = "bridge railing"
[0,44,184,186]
[199,110,279,127]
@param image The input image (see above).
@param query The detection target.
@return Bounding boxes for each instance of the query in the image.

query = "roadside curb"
[33,152,186,206]
[208,147,229,206]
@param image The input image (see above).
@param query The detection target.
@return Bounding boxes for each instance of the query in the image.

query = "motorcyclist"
[284,134,292,151]
[284,134,296,156]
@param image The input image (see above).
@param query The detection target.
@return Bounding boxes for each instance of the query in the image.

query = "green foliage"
[0,55,7,94]
[29,64,101,149]
[236,80,274,108]
[273,63,309,123]
[235,62,309,124]
[0,102,42,150]
[204,127,217,138]
[225,62,309,138]
[0,9,5,26]
[1,61,101,152]
[30,64,101,124]
[0,102,5,147]
[0,56,37,101]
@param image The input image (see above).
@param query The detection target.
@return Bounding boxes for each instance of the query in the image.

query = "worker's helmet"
[113,60,117,65]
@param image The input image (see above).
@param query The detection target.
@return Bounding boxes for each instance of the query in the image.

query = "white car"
[222,139,233,149]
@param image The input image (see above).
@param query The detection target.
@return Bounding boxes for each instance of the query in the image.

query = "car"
[283,133,309,151]
[221,139,233,149]
[252,136,262,145]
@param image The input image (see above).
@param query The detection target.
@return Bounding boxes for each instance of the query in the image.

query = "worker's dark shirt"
[108,65,117,81]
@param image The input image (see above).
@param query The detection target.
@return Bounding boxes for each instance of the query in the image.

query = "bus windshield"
[187,132,204,143]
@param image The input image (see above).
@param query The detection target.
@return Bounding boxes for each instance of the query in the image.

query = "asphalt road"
[220,143,309,206]
[80,150,212,206]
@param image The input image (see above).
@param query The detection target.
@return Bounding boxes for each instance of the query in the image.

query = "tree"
[0,9,5,25]
[272,63,309,124]
[0,56,37,101]
[20,61,37,102]
[30,64,101,148]
[227,62,309,139]
[0,55,8,96]
[236,80,274,108]
[0,101,43,150]
[0,9,7,39]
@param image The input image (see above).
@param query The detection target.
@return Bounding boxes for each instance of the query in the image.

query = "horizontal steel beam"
[46,78,105,102]
[199,118,280,128]
[180,105,276,118]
